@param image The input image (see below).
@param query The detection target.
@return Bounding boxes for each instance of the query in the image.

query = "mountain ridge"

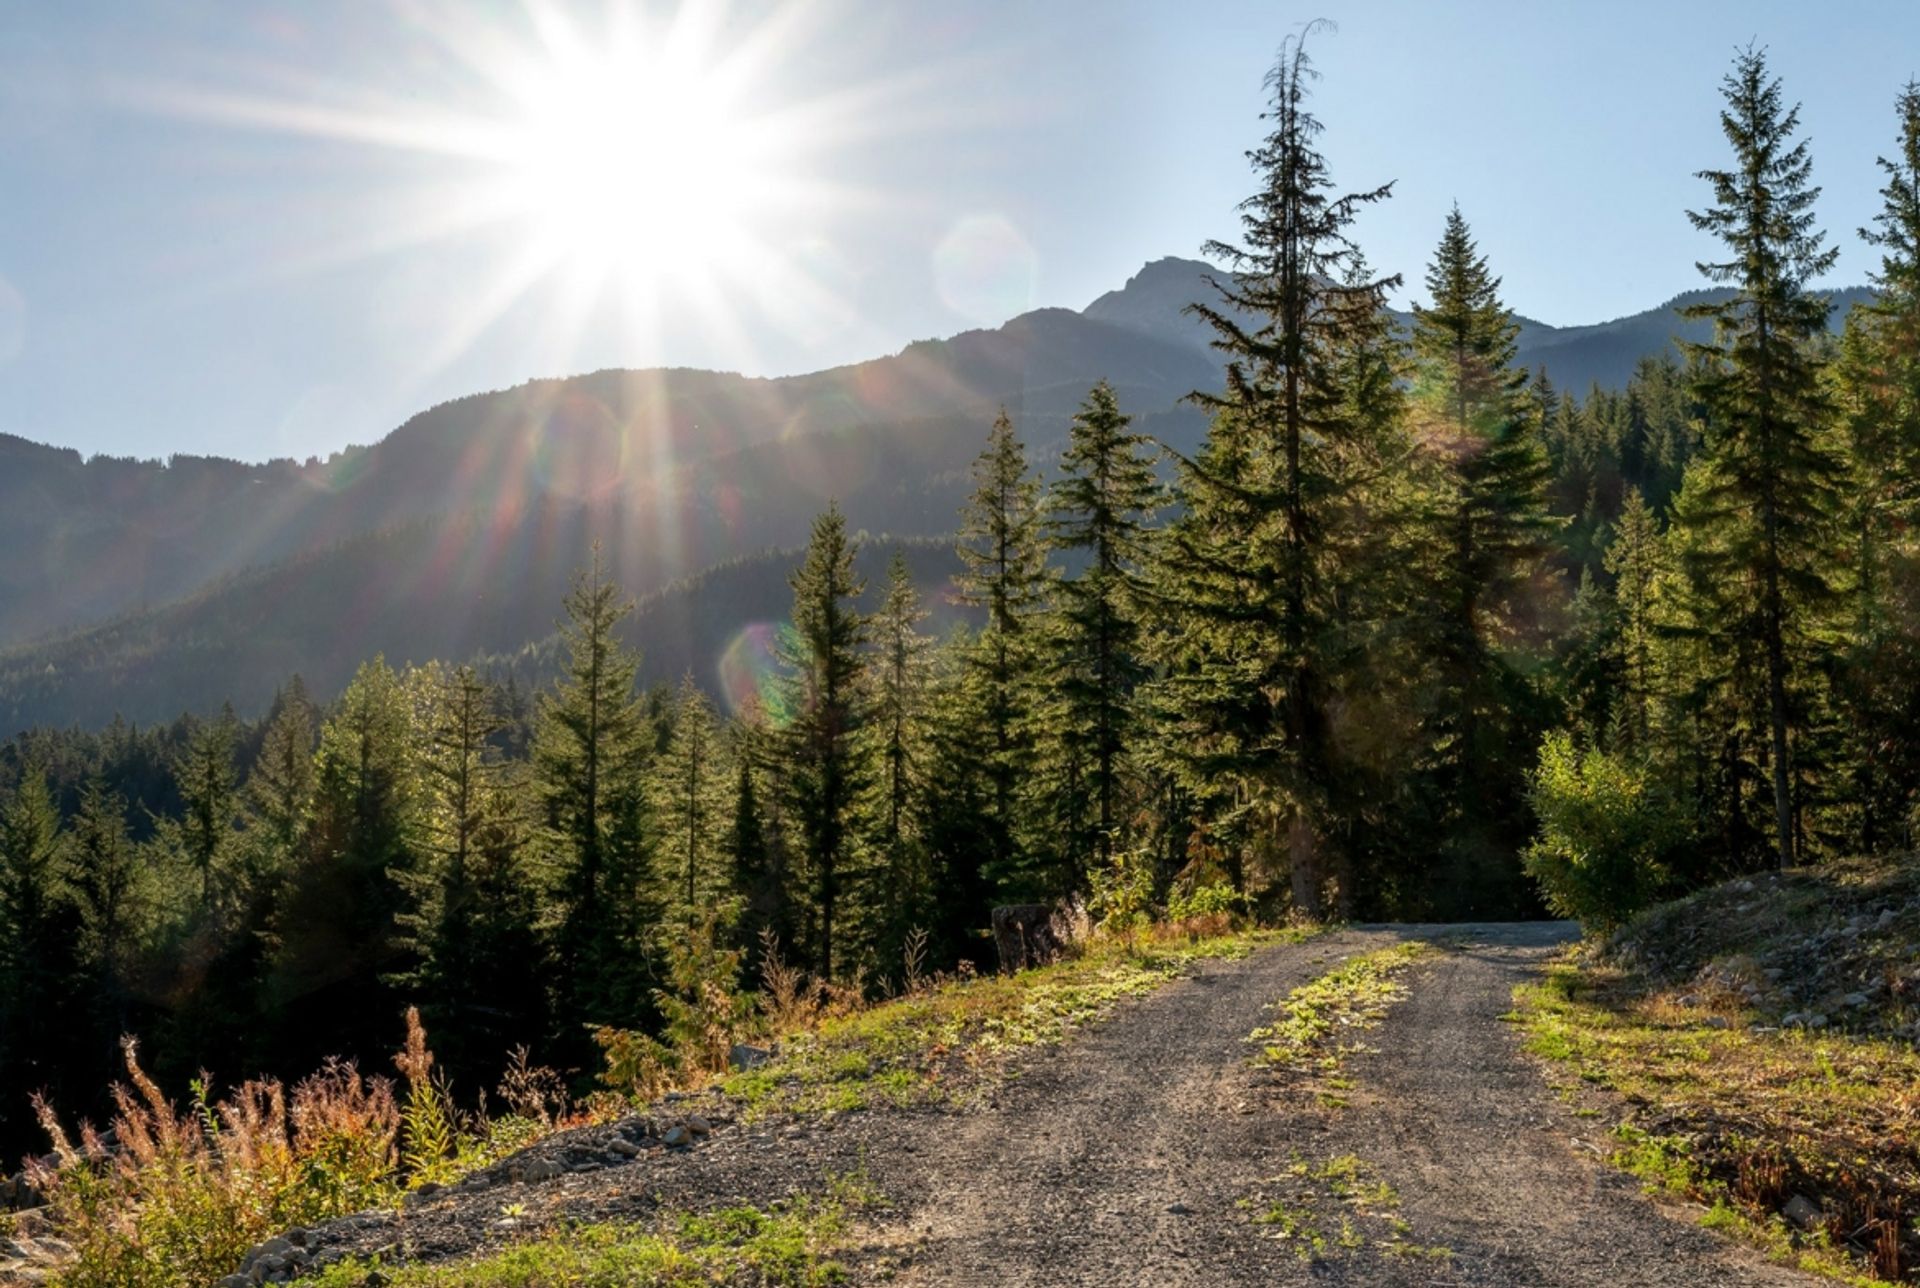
[0,258,1878,733]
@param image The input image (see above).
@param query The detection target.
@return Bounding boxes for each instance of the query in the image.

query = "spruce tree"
[1406,205,1556,907]
[0,768,78,1134]
[271,657,419,1065]
[862,551,934,960]
[1605,488,1667,748]
[1680,45,1843,868]
[68,779,147,1041]
[651,674,732,923]
[244,677,316,883]
[1151,26,1403,916]
[395,663,543,1065]
[533,550,655,1033]
[778,504,868,982]
[1830,81,1920,851]
[175,705,240,911]
[1045,382,1160,887]
[954,410,1048,895]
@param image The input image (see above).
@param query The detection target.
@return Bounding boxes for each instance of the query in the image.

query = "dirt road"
[305,926,1817,1285]
[871,923,1811,1286]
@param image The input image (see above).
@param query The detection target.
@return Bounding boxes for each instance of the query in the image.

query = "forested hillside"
[1,263,1868,734]
[3,36,1918,1250]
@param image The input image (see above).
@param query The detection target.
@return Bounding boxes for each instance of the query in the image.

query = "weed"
[1517,959,1918,1285]
[1248,941,1431,1090]
[306,1175,880,1288]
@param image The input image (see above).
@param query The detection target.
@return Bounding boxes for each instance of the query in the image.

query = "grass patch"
[724,926,1315,1117]
[1237,1152,1450,1265]
[1247,940,1431,1089]
[1518,960,1918,1285]
[307,1175,879,1288]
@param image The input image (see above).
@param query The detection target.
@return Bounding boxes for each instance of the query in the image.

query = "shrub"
[1089,842,1156,936]
[1167,880,1248,924]
[1524,732,1684,931]
[28,1040,400,1288]
[654,906,755,1075]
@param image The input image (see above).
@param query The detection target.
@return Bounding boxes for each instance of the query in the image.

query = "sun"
[129,0,918,381]
[487,20,773,293]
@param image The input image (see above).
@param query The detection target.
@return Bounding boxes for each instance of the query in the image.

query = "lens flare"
[717,620,788,723]
[933,213,1038,324]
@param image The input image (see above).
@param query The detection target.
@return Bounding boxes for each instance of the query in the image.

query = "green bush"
[1166,881,1248,923]
[1524,732,1683,931]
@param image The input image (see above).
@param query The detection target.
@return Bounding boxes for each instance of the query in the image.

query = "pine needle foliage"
[1679,45,1845,869]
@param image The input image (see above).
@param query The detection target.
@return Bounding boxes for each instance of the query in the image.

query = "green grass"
[1517,961,1916,1286]
[1247,940,1431,1088]
[723,926,1315,1117]
[1238,1151,1450,1265]
[305,1177,879,1288]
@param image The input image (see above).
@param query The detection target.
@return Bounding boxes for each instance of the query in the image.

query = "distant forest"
[6,35,1920,1159]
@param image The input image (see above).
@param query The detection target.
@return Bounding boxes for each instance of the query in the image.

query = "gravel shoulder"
[286,925,1824,1286]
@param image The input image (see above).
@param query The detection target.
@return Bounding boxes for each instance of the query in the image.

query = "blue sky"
[2,0,1917,463]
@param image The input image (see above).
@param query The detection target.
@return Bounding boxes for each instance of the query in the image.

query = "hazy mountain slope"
[0,308,1213,652]
[3,254,1875,734]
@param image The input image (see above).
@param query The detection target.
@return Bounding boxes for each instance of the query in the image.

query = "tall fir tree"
[954,410,1049,896]
[778,504,869,982]
[0,768,79,1143]
[174,705,240,911]
[395,663,544,1070]
[860,552,934,966]
[244,677,316,884]
[1830,80,1920,852]
[1151,25,1404,916]
[1406,204,1556,910]
[1680,45,1843,868]
[67,779,148,1046]
[1044,382,1161,888]
[651,674,733,923]
[533,550,656,1038]
[270,657,419,1068]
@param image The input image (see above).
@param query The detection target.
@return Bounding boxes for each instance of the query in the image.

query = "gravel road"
[308,925,1818,1285]
[869,922,1813,1287]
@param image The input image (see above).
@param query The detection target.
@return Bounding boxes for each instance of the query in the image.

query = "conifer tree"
[652,674,732,922]
[862,552,934,958]
[1680,46,1843,868]
[175,706,240,911]
[1406,205,1556,906]
[1045,382,1160,886]
[534,550,655,1032]
[0,768,78,1128]
[271,657,419,1065]
[395,664,543,1064]
[1151,26,1402,916]
[778,504,869,982]
[1605,488,1667,747]
[244,677,316,883]
[954,411,1048,894]
[68,779,147,1037]
[1830,81,1920,851]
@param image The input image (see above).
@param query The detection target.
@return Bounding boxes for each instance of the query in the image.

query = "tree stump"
[991,903,1060,972]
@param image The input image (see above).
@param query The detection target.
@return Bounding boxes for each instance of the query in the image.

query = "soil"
[293,925,1820,1286]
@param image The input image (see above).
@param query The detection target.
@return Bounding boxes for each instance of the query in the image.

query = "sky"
[2,0,1918,464]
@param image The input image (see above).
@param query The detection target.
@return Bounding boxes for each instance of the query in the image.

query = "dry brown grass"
[1523,958,1920,1283]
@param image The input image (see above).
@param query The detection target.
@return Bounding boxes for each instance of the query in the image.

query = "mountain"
[1087,257,1875,394]
[0,308,1215,654]
[0,259,1875,734]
